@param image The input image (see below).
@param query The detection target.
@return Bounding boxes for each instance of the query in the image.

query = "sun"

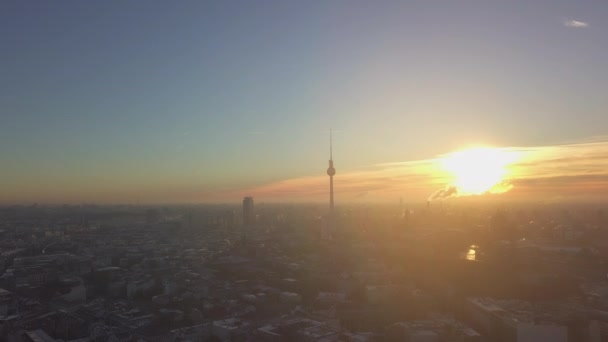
[441,147,518,195]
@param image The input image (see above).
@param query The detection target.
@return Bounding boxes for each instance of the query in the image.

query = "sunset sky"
[2,1,608,204]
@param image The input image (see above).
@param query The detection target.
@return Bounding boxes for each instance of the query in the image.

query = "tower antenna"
[330,128,333,161]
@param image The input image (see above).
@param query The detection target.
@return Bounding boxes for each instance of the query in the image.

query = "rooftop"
[213,317,249,330]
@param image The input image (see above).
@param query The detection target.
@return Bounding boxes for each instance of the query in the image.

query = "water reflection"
[460,244,478,261]
[465,248,476,261]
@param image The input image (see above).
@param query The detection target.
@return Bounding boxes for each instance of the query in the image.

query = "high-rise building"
[243,196,255,226]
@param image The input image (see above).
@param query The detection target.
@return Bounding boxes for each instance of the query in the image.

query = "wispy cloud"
[564,19,589,28]
[205,139,608,202]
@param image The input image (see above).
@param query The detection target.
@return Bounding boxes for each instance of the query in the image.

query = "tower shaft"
[326,129,336,212]
[330,175,334,210]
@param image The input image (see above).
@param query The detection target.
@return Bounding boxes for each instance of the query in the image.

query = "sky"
[2,1,608,204]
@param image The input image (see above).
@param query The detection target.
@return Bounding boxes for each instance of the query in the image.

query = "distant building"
[256,317,338,341]
[0,288,17,316]
[126,276,154,299]
[57,276,86,303]
[243,197,255,226]
[465,297,570,342]
[212,318,250,341]
[23,329,56,342]
[386,319,481,342]
[171,324,212,341]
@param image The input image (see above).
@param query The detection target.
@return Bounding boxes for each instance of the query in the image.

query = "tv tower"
[327,129,336,212]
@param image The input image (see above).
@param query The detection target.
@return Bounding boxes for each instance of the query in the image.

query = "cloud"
[564,20,588,28]
[200,139,608,203]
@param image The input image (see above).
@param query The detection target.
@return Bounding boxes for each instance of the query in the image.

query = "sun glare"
[441,147,518,195]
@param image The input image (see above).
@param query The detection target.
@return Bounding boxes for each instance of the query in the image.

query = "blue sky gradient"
[2,1,607,203]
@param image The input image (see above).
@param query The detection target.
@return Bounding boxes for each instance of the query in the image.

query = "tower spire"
[330,128,333,161]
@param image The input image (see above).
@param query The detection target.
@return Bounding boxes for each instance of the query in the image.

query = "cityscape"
[3,1,608,342]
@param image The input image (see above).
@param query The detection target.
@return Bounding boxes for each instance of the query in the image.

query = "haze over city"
[5,2,608,342]
[3,1,608,204]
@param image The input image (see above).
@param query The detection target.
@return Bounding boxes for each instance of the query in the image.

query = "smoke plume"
[428,186,458,201]
[428,181,514,201]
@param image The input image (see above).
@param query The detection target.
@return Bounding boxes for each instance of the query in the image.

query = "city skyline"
[2,1,608,204]
[4,3,608,342]
[5,137,608,204]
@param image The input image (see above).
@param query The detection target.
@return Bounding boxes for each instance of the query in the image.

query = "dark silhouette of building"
[243,197,255,226]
